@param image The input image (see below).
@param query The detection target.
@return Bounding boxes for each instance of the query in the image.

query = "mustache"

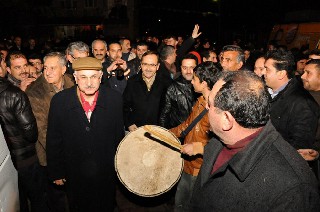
[84,85,96,89]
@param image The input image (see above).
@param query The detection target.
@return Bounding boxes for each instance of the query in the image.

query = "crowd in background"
[0,24,320,211]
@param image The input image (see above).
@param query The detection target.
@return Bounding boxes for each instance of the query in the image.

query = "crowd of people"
[0,24,320,211]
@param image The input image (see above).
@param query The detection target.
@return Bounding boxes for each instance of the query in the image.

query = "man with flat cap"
[46,57,125,211]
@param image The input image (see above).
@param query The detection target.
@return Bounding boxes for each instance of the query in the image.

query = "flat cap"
[72,57,102,71]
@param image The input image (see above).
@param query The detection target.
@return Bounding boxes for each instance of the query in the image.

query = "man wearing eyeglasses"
[28,53,44,75]
[159,53,198,129]
[46,57,124,211]
[219,45,244,71]
[123,51,172,132]
[5,51,36,91]
[65,41,90,75]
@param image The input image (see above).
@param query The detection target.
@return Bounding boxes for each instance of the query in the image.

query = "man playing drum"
[170,61,221,211]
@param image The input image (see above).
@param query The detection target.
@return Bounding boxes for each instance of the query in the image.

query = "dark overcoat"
[46,85,124,211]
[270,77,319,149]
[190,121,320,211]
[123,71,172,129]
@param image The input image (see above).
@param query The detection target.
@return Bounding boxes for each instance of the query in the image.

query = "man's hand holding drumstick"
[181,142,204,156]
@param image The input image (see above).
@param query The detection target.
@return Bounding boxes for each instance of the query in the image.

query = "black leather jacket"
[159,75,196,128]
[0,77,38,169]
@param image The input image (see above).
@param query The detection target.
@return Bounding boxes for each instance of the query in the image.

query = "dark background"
[0,0,319,47]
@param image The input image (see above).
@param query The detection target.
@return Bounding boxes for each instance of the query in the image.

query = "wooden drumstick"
[143,125,182,150]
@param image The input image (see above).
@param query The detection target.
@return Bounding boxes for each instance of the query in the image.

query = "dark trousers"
[42,166,68,212]
[18,162,48,212]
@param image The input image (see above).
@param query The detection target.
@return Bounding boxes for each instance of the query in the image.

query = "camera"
[112,65,124,78]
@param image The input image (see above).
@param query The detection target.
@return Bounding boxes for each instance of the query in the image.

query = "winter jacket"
[123,72,172,129]
[159,75,195,128]
[0,77,38,169]
[190,121,320,211]
[170,96,211,176]
[25,74,74,166]
[270,77,319,149]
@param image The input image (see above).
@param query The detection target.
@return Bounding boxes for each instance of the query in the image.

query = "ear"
[221,111,234,131]
[106,51,110,57]
[238,61,244,70]
[99,71,103,83]
[277,70,287,80]
[73,73,78,84]
[67,54,73,63]
[62,66,67,75]
[201,81,208,90]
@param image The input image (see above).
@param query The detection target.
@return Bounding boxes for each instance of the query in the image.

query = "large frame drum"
[115,125,183,197]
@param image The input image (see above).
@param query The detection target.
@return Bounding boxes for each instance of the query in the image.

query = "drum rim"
[115,125,184,197]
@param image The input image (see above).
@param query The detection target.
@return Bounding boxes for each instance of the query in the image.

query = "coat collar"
[270,77,298,103]
[201,121,278,185]
[67,85,109,110]
[27,74,74,95]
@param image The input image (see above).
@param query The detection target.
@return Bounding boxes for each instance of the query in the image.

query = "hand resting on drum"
[128,124,138,132]
[181,142,204,156]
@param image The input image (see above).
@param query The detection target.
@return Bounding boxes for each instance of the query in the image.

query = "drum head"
[115,125,183,197]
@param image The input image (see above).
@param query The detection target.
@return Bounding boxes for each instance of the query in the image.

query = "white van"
[0,127,19,211]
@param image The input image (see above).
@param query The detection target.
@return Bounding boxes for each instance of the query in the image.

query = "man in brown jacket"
[26,51,74,212]
[169,62,220,212]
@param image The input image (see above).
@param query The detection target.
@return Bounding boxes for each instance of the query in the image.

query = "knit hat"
[189,51,202,64]
[72,57,102,71]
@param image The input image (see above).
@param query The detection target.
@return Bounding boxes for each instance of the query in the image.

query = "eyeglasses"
[30,62,42,66]
[181,66,195,71]
[70,55,81,60]
[141,63,158,68]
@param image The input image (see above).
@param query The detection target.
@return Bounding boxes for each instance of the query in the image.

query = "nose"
[86,77,92,86]
[301,72,306,80]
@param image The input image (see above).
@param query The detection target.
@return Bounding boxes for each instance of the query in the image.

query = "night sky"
[0,0,319,47]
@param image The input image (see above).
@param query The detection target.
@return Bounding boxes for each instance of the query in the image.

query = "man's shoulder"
[127,73,142,84]
[63,74,75,88]
[101,86,122,98]
[267,134,318,186]
[157,73,173,87]
[52,86,76,101]
[0,81,22,96]
[25,75,47,96]
[276,79,317,107]
[254,124,315,180]
[167,79,187,92]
